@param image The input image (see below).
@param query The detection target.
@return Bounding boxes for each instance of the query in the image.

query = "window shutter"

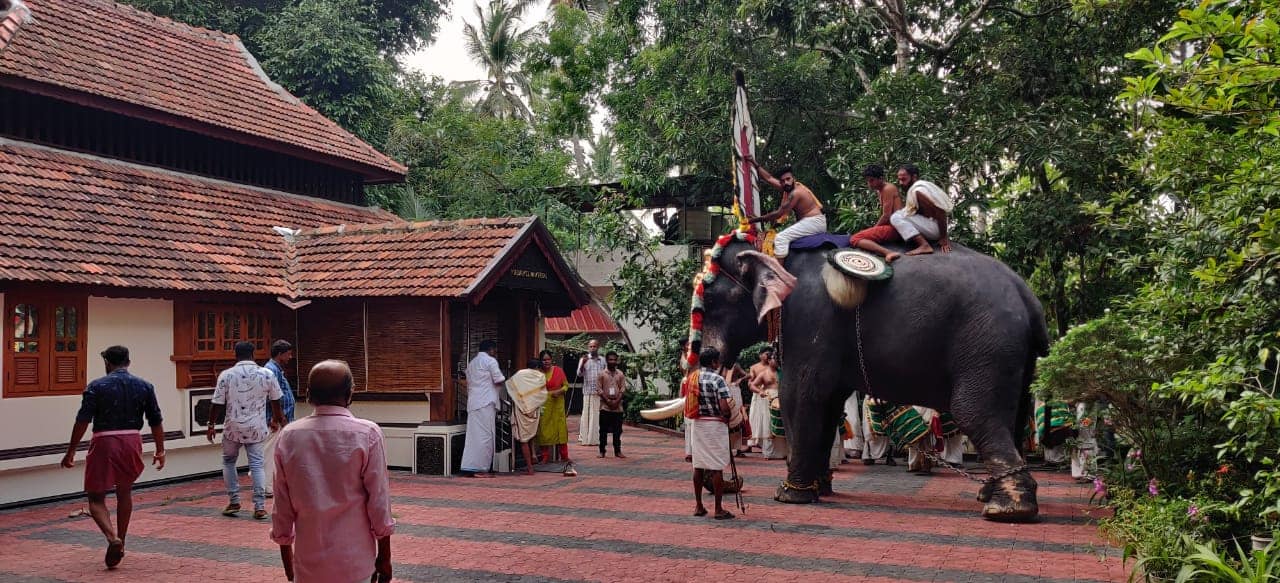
[48,299,87,392]
[297,299,366,394]
[366,299,443,393]
[11,356,41,391]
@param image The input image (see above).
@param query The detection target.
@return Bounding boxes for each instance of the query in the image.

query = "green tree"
[455,0,540,121]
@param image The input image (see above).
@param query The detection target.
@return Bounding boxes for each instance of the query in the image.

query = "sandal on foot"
[694,508,708,517]
[714,510,735,520]
[105,539,125,569]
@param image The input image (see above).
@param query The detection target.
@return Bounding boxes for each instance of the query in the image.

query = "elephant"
[695,235,1049,522]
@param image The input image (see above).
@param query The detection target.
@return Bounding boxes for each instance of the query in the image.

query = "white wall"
[0,295,229,506]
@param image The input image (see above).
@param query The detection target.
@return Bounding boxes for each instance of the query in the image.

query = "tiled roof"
[0,140,588,305]
[544,301,621,334]
[0,0,406,180]
[0,140,396,294]
[290,217,570,299]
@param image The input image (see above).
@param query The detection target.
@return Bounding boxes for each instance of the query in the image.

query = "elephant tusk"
[640,398,685,420]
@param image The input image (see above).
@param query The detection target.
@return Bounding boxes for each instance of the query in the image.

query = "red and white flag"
[732,70,761,222]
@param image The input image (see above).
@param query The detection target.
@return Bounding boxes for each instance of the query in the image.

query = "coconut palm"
[454,0,538,121]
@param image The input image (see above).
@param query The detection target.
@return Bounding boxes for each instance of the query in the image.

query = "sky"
[400,1,554,83]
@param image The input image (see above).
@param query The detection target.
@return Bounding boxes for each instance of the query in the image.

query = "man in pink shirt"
[270,360,394,582]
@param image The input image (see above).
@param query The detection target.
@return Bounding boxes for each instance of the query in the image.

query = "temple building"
[0,0,587,505]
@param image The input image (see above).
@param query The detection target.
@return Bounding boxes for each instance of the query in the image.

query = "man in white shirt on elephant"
[891,164,954,256]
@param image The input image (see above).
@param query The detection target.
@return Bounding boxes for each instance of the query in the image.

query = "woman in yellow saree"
[535,350,574,467]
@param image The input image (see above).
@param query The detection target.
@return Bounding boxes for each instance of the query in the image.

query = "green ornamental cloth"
[938,411,960,437]
[1035,400,1074,447]
[867,400,930,447]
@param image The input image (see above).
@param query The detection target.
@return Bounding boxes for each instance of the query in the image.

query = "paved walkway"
[0,421,1128,582]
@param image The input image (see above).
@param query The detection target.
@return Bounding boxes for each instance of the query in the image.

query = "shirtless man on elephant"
[742,155,825,259]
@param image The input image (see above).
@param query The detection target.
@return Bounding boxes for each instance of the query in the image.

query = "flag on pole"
[731,69,760,230]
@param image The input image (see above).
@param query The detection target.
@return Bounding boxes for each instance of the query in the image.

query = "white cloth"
[860,400,889,461]
[748,393,770,448]
[905,179,954,215]
[461,403,497,472]
[1072,403,1098,479]
[465,352,505,412]
[829,433,843,469]
[213,361,283,444]
[578,395,601,445]
[890,208,941,242]
[506,369,547,443]
[942,434,966,465]
[772,214,827,258]
[689,418,730,470]
[263,427,282,491]
[908,406,938,471]
[1043,444,1068,464]
[843,394,864,452]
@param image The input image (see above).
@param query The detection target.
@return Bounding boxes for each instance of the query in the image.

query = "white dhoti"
[689,418,731,470]
[890,208,940,242]
[748,394,770,448]
[684,418,692,456]
[860,402,889,461]
[461,403,497,473]
[263,427,282,492]
[829,432,843,469]
[843,394,864,453]
[772,215,827,258]
[1044,444,1068,464]
[1072,404,1098,479]
[578,394,601,445]
[942,434,966,465]
[907,406,938,471]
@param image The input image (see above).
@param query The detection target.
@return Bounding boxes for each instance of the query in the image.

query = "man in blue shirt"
[61,345,166,569]
[264,339,295,496]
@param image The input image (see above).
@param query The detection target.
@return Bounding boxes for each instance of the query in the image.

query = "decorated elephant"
[691,231,1048,522]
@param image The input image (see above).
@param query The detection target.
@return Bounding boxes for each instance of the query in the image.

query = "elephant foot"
[774,479,821,504]
[818,471,834,496]
[979,471,1039,523]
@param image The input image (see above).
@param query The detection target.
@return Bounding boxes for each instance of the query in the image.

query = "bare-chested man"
[748,351,784,459]
[848,164,904,262]
[743,155,826,258]
[890,164,954,255]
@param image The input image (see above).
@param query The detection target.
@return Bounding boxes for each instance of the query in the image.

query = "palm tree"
[454,0,538,121]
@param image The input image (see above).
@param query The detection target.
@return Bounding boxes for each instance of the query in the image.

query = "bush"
[1102,489,1218,581]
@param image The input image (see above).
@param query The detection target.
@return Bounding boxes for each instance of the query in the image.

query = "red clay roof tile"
[0,0,406,179]
[0,141,586,305]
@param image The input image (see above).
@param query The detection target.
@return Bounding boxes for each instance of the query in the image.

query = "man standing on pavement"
[596,351,628,459]
[461,339,505,477]
[271,360,394,583]
[263,340,295,497]
[208,341,284,519]
[61,345,166,569]
[576,339,606,446]
[684,348,735,520]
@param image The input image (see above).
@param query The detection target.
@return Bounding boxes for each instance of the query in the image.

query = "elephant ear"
[736,250,798,323]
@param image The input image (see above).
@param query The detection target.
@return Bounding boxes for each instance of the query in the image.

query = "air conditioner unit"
[412,424,467,476]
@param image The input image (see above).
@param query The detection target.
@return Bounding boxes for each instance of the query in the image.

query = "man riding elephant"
[742,155,825,259]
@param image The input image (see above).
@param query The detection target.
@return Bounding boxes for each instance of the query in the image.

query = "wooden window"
[173,302,272,389]
[3,293,88,397]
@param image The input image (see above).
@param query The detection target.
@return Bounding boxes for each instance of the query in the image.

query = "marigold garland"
[684,228,757,371]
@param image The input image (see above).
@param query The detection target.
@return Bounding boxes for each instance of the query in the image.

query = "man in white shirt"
[577,339,606,446]
[461,339,505,477]
[207,341,284,520]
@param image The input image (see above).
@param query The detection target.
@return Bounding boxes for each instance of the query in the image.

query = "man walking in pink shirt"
[270,360,394,582]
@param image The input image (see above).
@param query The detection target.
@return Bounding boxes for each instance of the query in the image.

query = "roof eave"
[0,75,407,182]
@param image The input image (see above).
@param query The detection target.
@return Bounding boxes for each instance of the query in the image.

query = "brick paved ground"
[0,419,1129,582]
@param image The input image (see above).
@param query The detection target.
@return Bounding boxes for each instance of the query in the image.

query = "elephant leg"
[951,375,1039,523]
[774,379,843,504]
